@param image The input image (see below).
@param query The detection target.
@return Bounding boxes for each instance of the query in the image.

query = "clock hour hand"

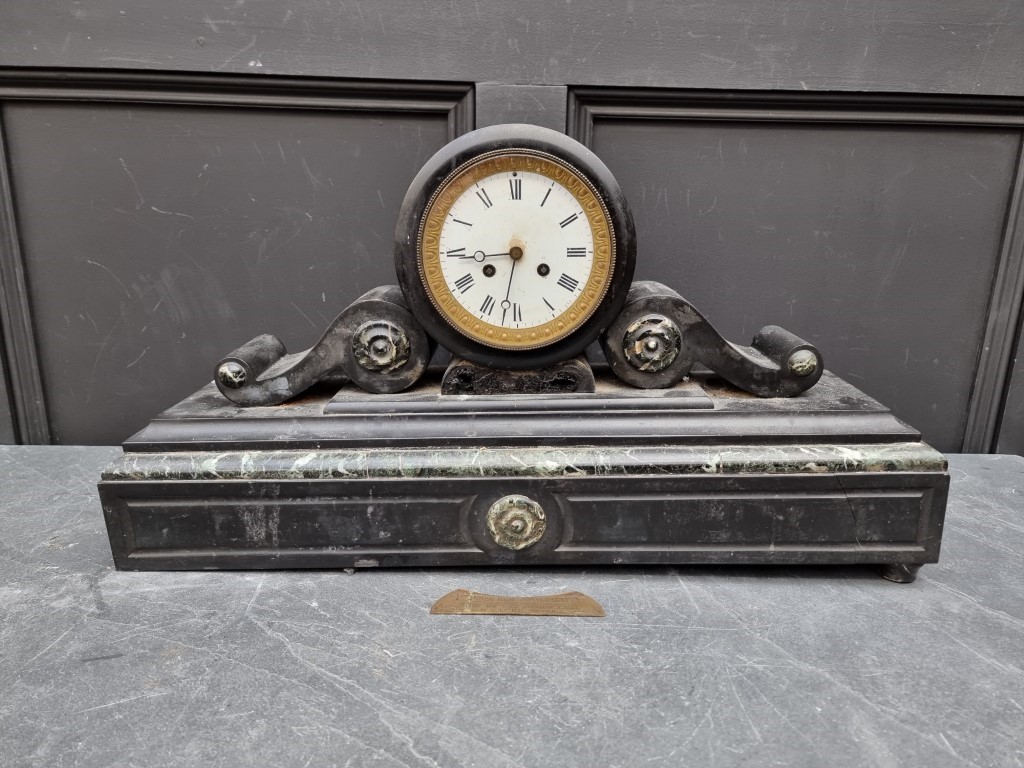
[499,259,518,325]
[503,259,517,301]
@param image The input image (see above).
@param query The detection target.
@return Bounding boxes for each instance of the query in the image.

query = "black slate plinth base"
[98,370,948,574]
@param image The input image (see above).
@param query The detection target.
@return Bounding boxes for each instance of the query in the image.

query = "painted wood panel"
[3,101,454,444]
[587,117,1019,451]
[1,1,1022,96]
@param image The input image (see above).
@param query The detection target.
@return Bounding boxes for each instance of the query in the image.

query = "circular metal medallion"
[623,313,682,373]
[351,320,410,373]
[486,494,546,550]
[787,349,819,377]
[216,361,247,388]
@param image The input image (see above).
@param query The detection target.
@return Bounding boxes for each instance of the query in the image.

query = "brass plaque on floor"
[430,589,605,617]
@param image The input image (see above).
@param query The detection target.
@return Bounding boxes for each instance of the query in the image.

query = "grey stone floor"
[1,446,1022,767]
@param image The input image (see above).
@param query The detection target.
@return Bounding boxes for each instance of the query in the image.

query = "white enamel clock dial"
[417,151,616,351]
[439,170,595,329]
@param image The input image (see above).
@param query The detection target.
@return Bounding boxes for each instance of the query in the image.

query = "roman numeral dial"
[420,151,615,351]
[557,273,580,292]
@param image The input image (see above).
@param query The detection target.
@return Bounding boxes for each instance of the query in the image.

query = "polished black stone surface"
[122,371,915,452]
[104,371,946,571]
[3,447,1022,767]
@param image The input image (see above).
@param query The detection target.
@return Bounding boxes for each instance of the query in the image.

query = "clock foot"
[441,355,595,395]
[879,563,922,583]
[602,281,824,397]
[214,285,433,405]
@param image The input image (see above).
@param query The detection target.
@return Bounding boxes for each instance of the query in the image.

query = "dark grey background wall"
[0,2,1023,453]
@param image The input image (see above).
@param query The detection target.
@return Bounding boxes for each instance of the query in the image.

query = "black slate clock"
[210,124,826,404]
[108,120,948,586]
[394,123,637,370]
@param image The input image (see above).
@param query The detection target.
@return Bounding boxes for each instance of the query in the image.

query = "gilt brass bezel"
[417,149,616,351]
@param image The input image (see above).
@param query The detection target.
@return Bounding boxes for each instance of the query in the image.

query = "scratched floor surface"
[1,447,1022,767]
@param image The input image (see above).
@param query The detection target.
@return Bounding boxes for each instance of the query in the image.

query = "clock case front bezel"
[395,123,637,370]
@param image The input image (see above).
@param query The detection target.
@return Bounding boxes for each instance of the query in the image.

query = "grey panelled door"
[0,2,1022,451]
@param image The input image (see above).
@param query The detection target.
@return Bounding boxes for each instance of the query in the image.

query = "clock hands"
[500,258,517,325]
[448,243,525,326]
[453,243,526,262]
[503,259,517,301]
[452,250,513,262]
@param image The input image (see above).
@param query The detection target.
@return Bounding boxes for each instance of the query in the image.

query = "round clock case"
[395,123,634,370]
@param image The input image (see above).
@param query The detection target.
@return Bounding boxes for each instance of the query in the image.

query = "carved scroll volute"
[602,281,823,396]
[213,285,433,406]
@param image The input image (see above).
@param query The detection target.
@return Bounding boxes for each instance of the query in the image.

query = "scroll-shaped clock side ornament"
[213,286,433,405]
[601,281,823,396]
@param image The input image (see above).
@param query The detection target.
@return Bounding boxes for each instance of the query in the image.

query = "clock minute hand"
[456,250,512,261]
